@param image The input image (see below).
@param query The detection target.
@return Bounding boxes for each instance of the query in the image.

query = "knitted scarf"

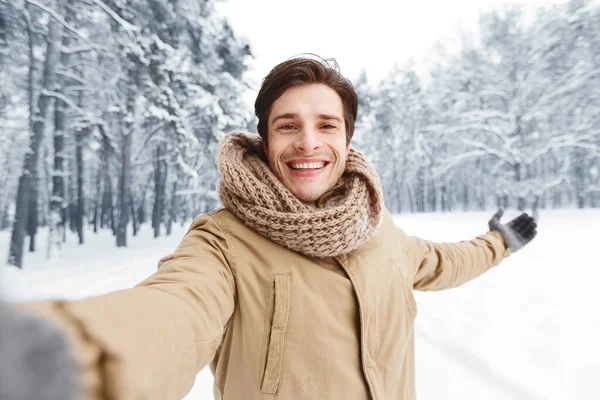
[217,132,384,258]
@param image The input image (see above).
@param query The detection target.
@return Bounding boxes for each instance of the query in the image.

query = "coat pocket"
[260,274,291,394]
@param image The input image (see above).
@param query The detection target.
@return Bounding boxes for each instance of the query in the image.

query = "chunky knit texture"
[217,132,384,258]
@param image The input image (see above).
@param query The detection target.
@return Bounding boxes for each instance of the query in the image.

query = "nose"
[294,128,323,153]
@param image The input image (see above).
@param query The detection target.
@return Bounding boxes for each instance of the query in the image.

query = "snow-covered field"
[1,210,598,399]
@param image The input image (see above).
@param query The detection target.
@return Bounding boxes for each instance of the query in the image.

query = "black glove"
[0,301,79,400]
[488,208,537,253]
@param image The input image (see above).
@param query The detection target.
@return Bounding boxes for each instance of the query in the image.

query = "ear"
[345,143,350,156]
[262,142,268,159]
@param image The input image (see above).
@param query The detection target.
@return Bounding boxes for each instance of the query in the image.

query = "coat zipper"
[335,255,378,400]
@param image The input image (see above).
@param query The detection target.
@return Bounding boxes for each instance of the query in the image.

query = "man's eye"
[321,124,336,129]
[279,124,295,130]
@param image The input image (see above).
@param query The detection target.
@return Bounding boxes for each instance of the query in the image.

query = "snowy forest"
[0,0,253,268]
[352,0,600,216]
[1,0,599,268]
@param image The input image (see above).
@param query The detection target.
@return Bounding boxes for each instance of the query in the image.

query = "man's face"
[263,84,350,202]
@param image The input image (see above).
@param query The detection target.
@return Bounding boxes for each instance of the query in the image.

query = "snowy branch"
[55,70,90,86]
[24,0,105,55]
[177,154,200,179]
[63,85,93,93]
[463,140,515,164]
[528,130,600,162]
[533,176,568,196]
[523,68,600,120]
[41,90,84,114]
[432,150,488,178]
[132,121,171,163]
[90,0,140,33]
[459,110,511,122]
[61,45,95,55]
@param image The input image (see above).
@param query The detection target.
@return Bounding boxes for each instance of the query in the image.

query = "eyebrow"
[318,114,343,123]
[270,113,343,125]
[271,113,298,125]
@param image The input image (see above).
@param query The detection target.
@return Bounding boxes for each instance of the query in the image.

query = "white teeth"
[290,162,326,170]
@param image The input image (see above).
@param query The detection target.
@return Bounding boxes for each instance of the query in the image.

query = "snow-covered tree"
[3,0,253,267]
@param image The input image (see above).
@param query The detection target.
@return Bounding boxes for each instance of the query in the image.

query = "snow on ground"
[1,209,598,399]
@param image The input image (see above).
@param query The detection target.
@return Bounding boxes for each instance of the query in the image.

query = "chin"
[291,185,330,202]
[291,191,319,202]
[296,194,322,202]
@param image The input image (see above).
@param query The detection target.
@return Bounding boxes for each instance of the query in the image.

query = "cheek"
[272,141,292,162]
[267,144,286,171]
[334,141,348,161]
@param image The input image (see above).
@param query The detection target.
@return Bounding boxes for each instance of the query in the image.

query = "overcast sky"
[216,0,567,88]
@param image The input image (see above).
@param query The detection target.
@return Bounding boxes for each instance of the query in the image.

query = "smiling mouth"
[287,161,329,170]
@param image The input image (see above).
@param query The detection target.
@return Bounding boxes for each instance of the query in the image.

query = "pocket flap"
[261,274,291,394]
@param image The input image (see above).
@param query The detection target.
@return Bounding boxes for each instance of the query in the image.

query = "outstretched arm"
[409,209,537,291]
[15,212,236,400]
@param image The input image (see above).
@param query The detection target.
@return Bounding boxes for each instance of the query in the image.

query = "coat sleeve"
[407,230,511,291]
[16,212,236,400]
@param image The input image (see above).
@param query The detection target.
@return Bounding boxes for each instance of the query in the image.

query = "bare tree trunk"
[430,180,438,212]
[130,192,138,237]
[8,12,61,267]
[51,97,66,227]
[166,180,177,236]
[462,181,469,212]
[406,184,415,213]
[116,134,131,246]
[92,165,101,233]
[574,148,587,208]
[49,10,71,256]
[28,19,63,253]
[415,167,426,212]
[0,136,17,230]
[152,143,167,238]
[514,162,527,211]
[75,128,85,244]
[68,173,76,233]
[101,168,114,232]
[441,185,448,212]
[110,184,117,236]
[116,96,133,247]
[137,172,154,227]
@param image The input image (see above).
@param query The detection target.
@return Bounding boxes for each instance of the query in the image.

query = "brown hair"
[254,55,358,145]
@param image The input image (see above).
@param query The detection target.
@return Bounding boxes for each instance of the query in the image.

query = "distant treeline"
[353,0,600,215]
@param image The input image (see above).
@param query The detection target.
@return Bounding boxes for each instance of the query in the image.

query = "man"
[9,56,537,399]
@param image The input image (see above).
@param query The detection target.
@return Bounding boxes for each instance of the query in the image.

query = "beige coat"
[21,208,510,399]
